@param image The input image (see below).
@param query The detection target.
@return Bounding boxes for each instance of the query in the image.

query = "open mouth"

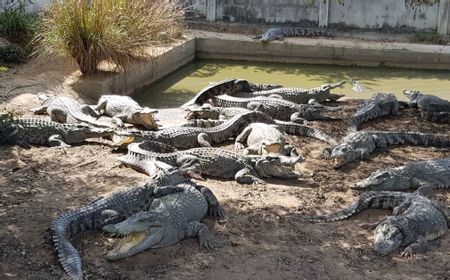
[333,157,346,168]
[107,231,147,260]
[114,136,135,146]
[263,143,283,154]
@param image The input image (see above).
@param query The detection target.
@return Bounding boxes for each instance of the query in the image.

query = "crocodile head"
[260,28,284,42]
[253,155,301,179]
[66,123,113,141]
[185,105,220,120]
[103,210,175,260]
[403,90,422,107]
[132,108,158,129]
[330,144,357,168]
[373,218,403,255]
[352,169,410,191]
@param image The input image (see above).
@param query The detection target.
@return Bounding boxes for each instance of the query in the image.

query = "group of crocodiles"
[1,78,450,279]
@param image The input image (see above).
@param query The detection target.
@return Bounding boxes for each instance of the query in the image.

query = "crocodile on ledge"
[254,27,335,42]
[324,131,450,168]
[51,161,221,280]
[93,95,159,129]
[211,95,341,123]
[352,158,450,191]
[102,182,223,259]
[181,78,282,108]
[403,90,450,123]
[121,111,275,149]
[118,141,302,184]
[305,187,449,256]
[231,81,345,104]
[31,94,111,128]
[348,93,399,132]
[0,115,113,148]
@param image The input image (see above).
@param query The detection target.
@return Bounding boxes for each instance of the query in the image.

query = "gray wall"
[215,0,319,24]
[329,0,439,30]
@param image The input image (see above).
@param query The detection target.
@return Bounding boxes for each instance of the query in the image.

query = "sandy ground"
[1,59,450,280]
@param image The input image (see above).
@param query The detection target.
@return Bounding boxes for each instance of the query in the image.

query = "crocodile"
[0,115,113,148]
[181,78,281,108]
[121,111,275,149]
[102,182,223,259]
[211,95,341,123]
[118,141,302,184]
[231,81,345,104]
[254,27,335,43]
[348,93,399,132]
[325,131,450,168]
[51,161,219,280]
[185,105,251,121]
[31,94,111,127]
[403,90,450,123]
[305,187,449,256]
[93,95,159,129]
[353,158,450,191]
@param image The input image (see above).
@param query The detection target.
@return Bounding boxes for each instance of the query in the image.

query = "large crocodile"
[32,94,111,127]
[51,161,219,280]
[305,187,449,256]
[403,90,450,123]
[122,111,275,149]
[231,81,345,104]
[352,158,450,191]
[181,78,281,108]
[211,95,341,122]
[93,95,159,129]
[118,141,302,184]
[102,182,222,259]
[348,93,399,132]
[0,114,113,148]
[254,27,335,42]
[324,131,450,168]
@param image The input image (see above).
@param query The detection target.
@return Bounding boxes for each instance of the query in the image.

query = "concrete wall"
[328,0,439,30]
[216,0,319,24]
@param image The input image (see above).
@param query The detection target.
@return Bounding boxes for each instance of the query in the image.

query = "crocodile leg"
[400,237,429,258]
[393,200,412,216]
[111,116,125,128]
[186,221,217,250]
[195,185,224,218]
[48,108,68,123]
[81,105,101,118]
[197,133,212,147]
[235,126,253,150]
[48,134,71,148]
[235,167,264,184]
[30,105,48,114]
[290,112,308,124]
[93,99,108,113]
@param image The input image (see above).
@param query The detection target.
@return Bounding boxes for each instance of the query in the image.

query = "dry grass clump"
[33,0,185,75]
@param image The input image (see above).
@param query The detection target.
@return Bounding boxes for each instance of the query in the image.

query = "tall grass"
[0,0,39,43]
[33,0,185,75]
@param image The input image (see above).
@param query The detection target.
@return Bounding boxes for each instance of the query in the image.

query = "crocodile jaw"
[332,156,347,168]
[373,222,403,255]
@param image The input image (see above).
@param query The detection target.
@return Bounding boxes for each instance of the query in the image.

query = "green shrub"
[33,0,185,75]
[0,0,38,42]
[411,32,448,45]
[0,44,26,64]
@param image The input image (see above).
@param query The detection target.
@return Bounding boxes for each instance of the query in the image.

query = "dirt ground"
[1,59,450,280]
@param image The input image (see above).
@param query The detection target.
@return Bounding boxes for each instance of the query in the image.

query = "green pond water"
[132,59,450,108]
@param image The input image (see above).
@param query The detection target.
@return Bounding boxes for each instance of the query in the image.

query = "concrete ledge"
[195,32,450,70]
[73,38,195,97]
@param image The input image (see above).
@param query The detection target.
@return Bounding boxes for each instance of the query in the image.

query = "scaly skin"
[353,158,450,191]
[125,111,275,149]
[51,162,200,280]
[0,117,113,148]
[403,90,450,123]
[305,187,449,256]
[326,131,450,168]
[254,27,335,42]
[231,81,345,104]
[211,95,341,122]
[32,94,111,127]
[93,95,158,129]
[118,141,302,184]
[103,183,223,260]
[348,93,399,132]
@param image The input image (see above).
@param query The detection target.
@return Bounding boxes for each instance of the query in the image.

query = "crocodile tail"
[275,120,337,145]
[306,191,405,223]
[383,131,450,147]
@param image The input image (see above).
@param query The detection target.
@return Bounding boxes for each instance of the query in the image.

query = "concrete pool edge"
[72,31,450,97]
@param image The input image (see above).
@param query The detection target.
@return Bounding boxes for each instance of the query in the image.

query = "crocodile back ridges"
[375,131,450,147]
[274,120,338,145]
[403,159,450,189]
[283,27,335,38]
[308,191,410,223]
